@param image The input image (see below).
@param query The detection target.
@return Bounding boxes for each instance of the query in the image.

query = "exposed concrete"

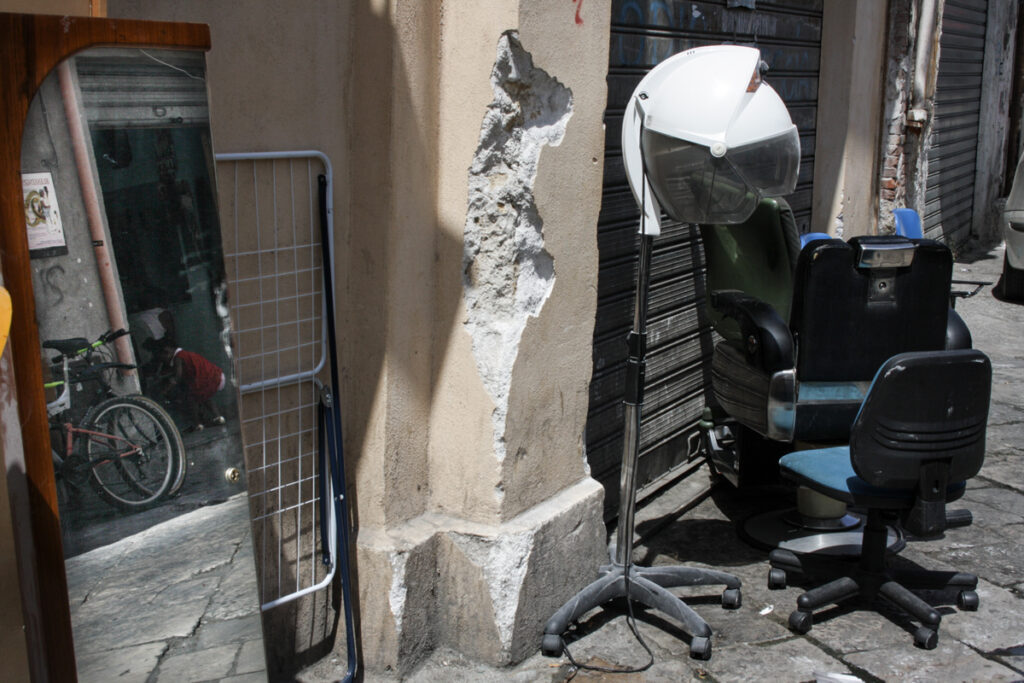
[878,0,916,235]
[462,31,570,469]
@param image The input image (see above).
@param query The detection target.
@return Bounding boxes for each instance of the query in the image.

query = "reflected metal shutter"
[923,0,988,246]
[75,48,209,128]
[588,0,823,517]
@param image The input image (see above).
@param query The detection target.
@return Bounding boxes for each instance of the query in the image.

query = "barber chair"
[767,349,991,650]
[698,198,972,551]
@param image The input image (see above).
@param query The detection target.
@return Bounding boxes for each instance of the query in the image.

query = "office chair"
[767,349,991,649]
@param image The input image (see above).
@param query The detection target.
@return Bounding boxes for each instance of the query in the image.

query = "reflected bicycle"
[45,329,186,511]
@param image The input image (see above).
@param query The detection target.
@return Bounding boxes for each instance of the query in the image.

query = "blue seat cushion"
[779,448,966,509]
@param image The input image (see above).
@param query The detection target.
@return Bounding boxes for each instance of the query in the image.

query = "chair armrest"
[710,289,795,373]
[945,308,972,350]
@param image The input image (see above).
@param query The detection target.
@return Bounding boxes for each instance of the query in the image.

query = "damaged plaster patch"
[450,530,533,651]
[462,31,573,464]
[388,552,409,633]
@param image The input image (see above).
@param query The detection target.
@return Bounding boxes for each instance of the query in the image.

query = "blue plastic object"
[893,208,924,239]
[800,232,831,248]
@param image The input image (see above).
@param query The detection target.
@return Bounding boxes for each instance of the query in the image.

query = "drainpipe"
[57,61,134,371]
[909,0,939,126]
[903,0,941,213]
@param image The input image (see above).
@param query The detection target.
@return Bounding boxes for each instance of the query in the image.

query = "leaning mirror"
[21,46,266,681]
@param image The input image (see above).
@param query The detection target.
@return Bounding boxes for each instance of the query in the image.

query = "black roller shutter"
[923,0,988,246]
[588,0,823,517]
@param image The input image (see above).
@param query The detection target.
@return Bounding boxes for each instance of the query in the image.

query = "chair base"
[742,508,905,557]
[540,562,741,661]
[767,512,979,650]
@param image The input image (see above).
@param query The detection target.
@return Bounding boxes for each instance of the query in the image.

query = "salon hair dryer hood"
[622,45,800,234]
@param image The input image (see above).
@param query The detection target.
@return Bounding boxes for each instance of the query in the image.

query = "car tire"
[1000,253,1024,301]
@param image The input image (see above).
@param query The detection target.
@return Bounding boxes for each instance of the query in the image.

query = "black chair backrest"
[850,349,990,490]
[700,197,801,343]
[790,236,953,382]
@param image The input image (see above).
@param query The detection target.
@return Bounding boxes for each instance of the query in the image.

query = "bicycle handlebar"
[44,328,129,360]
[100,328,129,344]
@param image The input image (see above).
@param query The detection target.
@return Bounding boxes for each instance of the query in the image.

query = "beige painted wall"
[812,0,889,237]
[0,0,96,14]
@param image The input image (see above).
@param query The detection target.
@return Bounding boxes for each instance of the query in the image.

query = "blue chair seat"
[779,447,966,509]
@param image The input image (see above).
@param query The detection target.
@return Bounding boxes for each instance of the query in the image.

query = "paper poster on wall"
[23,171,69,258]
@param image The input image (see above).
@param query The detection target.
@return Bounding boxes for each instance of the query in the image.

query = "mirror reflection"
[22,47,266,681]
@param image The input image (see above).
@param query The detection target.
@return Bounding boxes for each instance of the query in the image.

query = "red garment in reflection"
[172,348,224,401]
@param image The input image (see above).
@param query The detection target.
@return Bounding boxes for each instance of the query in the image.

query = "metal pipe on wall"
[911,0,939,118]
[57,60,134,369]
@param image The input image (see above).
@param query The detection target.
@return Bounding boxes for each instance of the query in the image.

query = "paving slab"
[156,643,240,682]
[236,638,269,676]
[75,642,167,683]
[843,638,1021,682]
[706,637,854,683]
[937,580,1024,654]
[65,495,267,681]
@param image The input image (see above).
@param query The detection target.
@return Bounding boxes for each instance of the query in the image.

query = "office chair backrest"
[893,208,925,239]
[700,197,800,342]
[790,236,953,382]
[850,349,990,490]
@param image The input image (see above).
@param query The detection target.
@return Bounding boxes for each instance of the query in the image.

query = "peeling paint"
[462,31,573,468]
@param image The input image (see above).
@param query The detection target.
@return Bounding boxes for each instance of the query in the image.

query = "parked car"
[1001,150,1024,300]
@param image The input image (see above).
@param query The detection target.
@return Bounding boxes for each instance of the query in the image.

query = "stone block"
[356,477,604,674]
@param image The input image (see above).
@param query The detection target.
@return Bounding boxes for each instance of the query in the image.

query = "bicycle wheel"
[81,396,177,510]
[128,394,188,496]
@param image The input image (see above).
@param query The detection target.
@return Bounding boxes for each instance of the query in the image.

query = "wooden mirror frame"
[0,14,211,681]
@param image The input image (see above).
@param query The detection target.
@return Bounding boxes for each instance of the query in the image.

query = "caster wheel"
[722,587,742,609]
[689,636,712,660]
[768,568,787,590]
[788,610,812,634]
[540,633,563,657]
[913,626,938,650]
[957,590,979,611]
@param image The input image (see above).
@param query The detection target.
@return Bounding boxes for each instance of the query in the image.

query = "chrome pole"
[614,233,653,567]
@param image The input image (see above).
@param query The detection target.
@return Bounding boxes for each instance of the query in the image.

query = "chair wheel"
[957,590,979,611]
[788,610,812,634]
[768,568,787,590]
[722,587,741,609]
[540,633,563,657]
[913,626,938,650]
[689,636,712,660]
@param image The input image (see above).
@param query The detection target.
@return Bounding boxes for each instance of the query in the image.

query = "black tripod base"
[541,562,741,660]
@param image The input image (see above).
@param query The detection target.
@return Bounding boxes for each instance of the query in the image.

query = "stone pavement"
[66,494,267,682]
[389,240,1024,682]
